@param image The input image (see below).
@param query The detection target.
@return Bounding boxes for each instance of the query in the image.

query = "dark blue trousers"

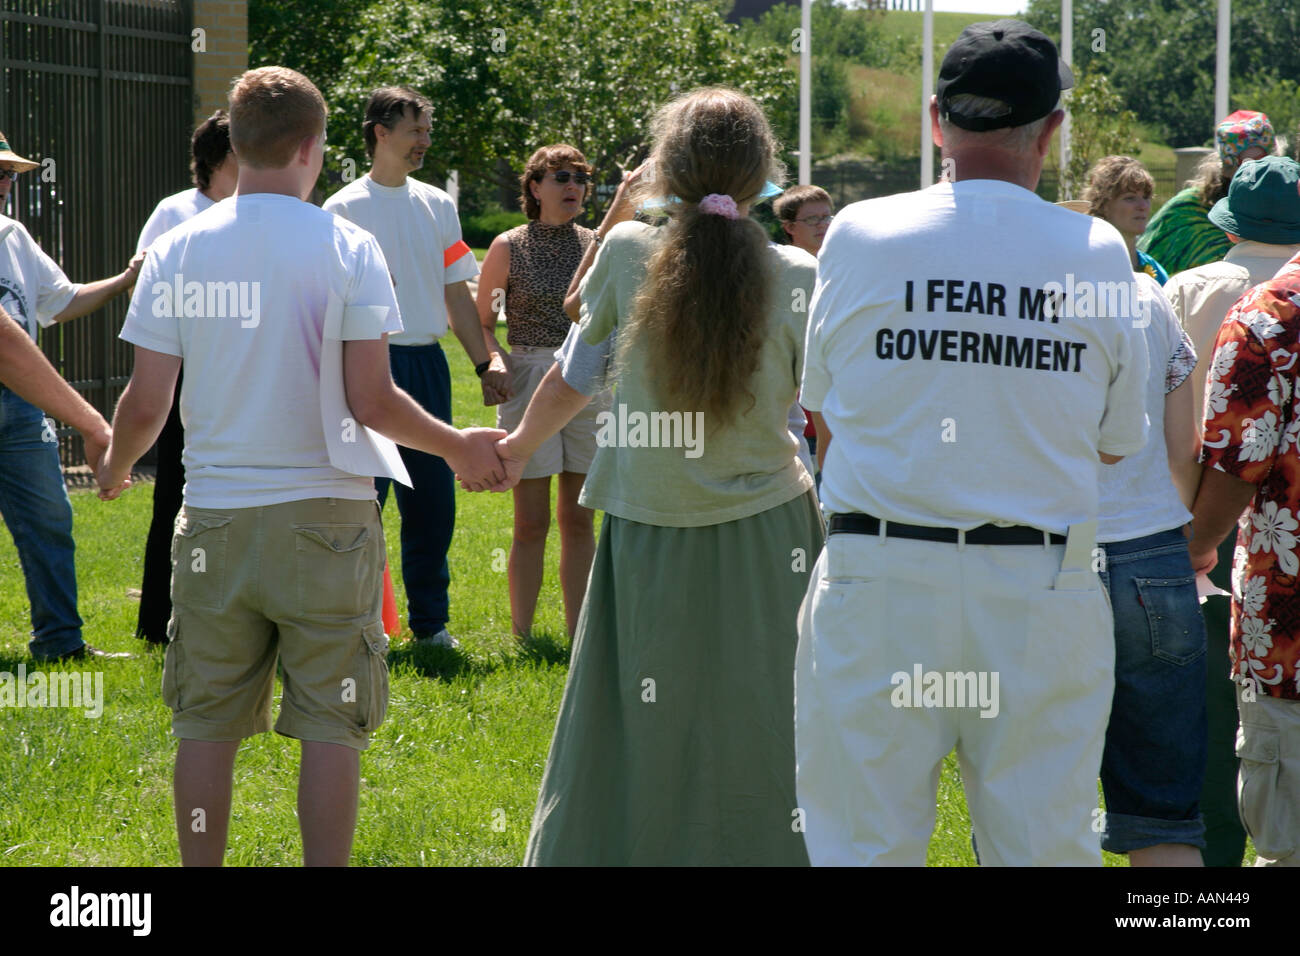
[376,343,454,634]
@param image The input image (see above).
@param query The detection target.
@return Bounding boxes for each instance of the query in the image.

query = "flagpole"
[799,0,811,184]
[1214,0,1230,127]
[1060,0,1072,199]
[920,0,933,187]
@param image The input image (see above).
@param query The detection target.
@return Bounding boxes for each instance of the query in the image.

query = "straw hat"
[0,133,39,173]
[1055,199,1090,215]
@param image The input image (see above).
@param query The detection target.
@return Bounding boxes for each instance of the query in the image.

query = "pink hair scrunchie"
[698,194,739,219]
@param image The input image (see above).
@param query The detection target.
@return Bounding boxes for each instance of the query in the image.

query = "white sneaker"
[415,628,459,649]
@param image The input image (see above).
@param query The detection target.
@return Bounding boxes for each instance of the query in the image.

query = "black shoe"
[48,644,135,662]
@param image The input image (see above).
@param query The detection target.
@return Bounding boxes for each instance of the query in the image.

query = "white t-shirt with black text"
[120,193,403,508]
[323,175,478,345]
[802,179,1150,534]
[0,214,79,341]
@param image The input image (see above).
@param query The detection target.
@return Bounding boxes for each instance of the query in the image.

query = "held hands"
[480,353,512,407]
[124,249,146,285]
[493,435,528,491]
[1184,523,1218,575]
[455,433,528,493]
[91,437,132,501]
[1188,542,1218,576]
[449,426,509,492]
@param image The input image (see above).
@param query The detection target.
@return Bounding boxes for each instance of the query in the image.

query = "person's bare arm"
[343,335,505,490]
[1099,451,1124,464]
[1187,468,1257,574]
[563,164,648,321]
[1164,379,1203,510]
[0,306,112,472]
[473,236,512,402]
[493,363,592,490]
[50,251,145,324]
[811,411,831,472]
[97,345,181,498]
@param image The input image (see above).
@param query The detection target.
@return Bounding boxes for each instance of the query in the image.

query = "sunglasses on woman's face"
[543,170,592,185]
[0,168,21,182]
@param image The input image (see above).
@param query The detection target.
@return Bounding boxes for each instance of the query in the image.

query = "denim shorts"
[1097,526,1208,852]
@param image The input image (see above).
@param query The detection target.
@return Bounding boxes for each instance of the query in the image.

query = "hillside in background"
[744,4,1183,206]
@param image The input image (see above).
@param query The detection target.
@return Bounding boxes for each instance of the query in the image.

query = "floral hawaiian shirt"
[1200,254,1300,701]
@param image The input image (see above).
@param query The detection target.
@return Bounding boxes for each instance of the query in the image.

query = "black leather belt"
[828,513,1066,546]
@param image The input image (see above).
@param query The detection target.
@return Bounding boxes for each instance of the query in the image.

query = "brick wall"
[191,0,248,125]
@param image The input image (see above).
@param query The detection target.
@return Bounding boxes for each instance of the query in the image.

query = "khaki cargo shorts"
[164,497,388,751]
[1237,690,1300,866]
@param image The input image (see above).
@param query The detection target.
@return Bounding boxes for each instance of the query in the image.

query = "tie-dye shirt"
[1138,187,1231,277]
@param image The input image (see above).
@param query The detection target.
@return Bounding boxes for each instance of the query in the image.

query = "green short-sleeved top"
[576,220,817,527]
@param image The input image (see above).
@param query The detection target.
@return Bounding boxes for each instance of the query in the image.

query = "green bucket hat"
[1209,155,1300,245]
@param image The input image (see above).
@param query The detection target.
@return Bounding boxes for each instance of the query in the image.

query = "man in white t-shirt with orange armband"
[96,67,506,867]
[324,86,506,650]
[794,20,1150,866]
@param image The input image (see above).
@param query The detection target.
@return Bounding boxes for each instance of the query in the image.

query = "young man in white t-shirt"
[795,21,1150,866]
[0,132,143,663]
[323,87,506,649]
[132,109,239,649]
[98,67,506,866]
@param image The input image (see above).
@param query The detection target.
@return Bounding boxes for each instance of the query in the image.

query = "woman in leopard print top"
[476,145,612,640]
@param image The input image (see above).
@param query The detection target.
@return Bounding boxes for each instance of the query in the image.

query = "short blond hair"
[228,66,326,169]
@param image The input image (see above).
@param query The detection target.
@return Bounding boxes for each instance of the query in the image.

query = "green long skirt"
[524,489,824,866]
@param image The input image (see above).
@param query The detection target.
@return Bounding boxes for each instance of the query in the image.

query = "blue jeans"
[1098,526,1208,852]
[0,387,83,659]
[375,343,454,634]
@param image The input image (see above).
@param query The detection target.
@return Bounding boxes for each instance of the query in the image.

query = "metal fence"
[1,0,192,468]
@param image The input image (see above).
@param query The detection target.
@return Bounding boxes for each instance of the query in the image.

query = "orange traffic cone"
[382,562,401,639]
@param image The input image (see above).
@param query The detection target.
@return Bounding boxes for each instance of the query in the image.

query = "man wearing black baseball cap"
[796,21,1150,866]
[936,19,1074,133]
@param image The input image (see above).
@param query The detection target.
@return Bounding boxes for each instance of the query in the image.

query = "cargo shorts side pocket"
[171,511,233,612]
[1236,716,1293,858]
[356,621,390,734]
[1136,575,1206,666]
[161,615,186,712]
[292,523,379,618]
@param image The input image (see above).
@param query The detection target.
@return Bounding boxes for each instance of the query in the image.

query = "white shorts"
[496,345,612,480]
[795,528,1115,866]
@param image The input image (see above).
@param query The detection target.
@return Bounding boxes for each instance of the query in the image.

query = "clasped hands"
[451,427,529,493]
[83,424,132,501]
[479,352,512,407]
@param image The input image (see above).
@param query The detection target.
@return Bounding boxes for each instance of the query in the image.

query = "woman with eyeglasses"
[476,146,611,640]
[488,88,822,864]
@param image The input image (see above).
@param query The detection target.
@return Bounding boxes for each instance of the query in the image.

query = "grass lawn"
[0,335,1233,866]
[878,10,1007,53]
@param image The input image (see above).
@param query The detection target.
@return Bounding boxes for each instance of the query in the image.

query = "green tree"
[1023,0,1300,147]
[1230,73,1300,159]
[811,56,852,156]
[1055,67,1142,200]
[250,0,795,221]
[736,0,915,69]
